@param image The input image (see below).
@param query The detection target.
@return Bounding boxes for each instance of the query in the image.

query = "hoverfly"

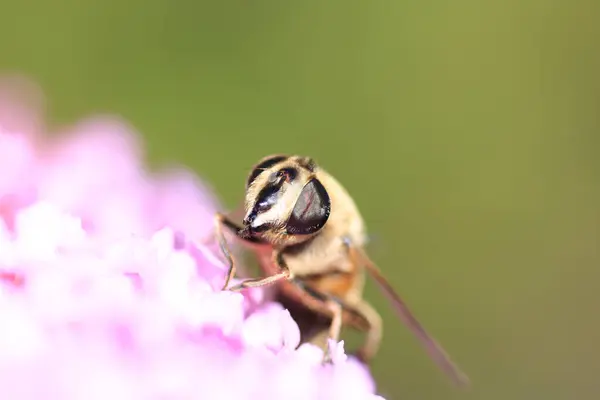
[212,154,469,387]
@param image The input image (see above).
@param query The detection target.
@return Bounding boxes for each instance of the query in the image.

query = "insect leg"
[327,300,343,342]
[214,212,266,291]
[227,250,293,291]
[349,299,383,363]
[214,213,238,290]
[286,278,371,363]
[321,300,343,364]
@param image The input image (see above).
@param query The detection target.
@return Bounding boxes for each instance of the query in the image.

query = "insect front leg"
[214,213,236,290]
[214,212,266,290]
[227,250,293,291]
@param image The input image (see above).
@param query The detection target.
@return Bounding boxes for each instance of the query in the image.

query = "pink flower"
[0,77,384,400]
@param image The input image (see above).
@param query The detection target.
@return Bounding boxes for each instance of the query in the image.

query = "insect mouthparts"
[238,225,253,238]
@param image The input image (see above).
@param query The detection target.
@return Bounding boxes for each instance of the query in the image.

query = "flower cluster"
[0,77,384,400]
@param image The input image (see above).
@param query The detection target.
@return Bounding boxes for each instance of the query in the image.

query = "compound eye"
[285,178,331,235]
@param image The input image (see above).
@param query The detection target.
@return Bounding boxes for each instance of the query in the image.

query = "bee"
[212,154,469,387]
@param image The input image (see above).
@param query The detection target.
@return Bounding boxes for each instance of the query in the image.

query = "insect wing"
[353,246,470,387]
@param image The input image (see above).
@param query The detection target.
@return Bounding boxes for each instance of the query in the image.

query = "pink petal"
[0,78,385,400]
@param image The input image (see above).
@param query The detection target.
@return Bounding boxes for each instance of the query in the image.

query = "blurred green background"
[2,1,599,399]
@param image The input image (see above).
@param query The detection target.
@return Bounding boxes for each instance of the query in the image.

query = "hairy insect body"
[213,154,469,387]
[251,164,371,333]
